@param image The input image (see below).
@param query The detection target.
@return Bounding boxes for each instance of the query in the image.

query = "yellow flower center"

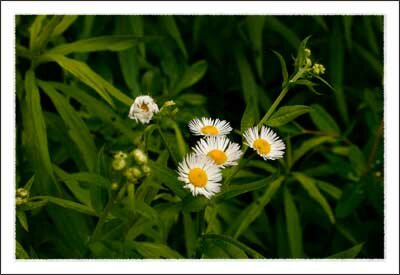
[207,149,228,165]
[201,125,219,135]
[139,103,149,112]
[253,138,271,155]
[188,168,208,187]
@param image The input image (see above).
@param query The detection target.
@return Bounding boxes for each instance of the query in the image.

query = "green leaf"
[17,210,29,231]
[315,180,343,200]
[240,104,258,133]
[129,241,183,259]
[327,243,364,259]
[309,104,341,135]
[228,176,285,239]
[19,199,48,211]
[202,234,264,259]
[43,55,133,107]
[266,105,311,127]
[51,15,79,38]
[216,176,274,201]
[32,196,97,216]
[160,16,188,59]
[264,17,301,50]
[48,35,154,55]
[50,82,136,140]
[283,186,303,258]
[292,173,335,224]
[24,70,58,194]
[183,212,197,258]
[34,16,64,50]
[53,165,92,207]
[335,183,365,218]
[16,240,30,259]
[29,15,46,49]
[148,160,187,199]
[272,50,289,86]
[348,145,367,176]
[292,136,334,165]
[38,80,97,171]
[62,172,111,189]
[246,16,266,79]
[174,60,208,94]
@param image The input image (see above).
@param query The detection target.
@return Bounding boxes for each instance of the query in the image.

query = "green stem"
[90,185,126,242]
[258,85,290,127]
[157,124,179,166]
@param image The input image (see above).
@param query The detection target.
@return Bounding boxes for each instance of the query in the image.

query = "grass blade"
[283,186,303,258]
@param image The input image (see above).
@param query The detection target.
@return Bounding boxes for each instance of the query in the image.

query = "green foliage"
[16,15,383,259]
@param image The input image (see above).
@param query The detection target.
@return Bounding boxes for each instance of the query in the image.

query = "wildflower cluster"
[177,118,285,199]
[303,48,326,75]
[16,187,29,206]
[111,148,150,186]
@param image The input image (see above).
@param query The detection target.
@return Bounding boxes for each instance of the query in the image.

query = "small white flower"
[188,117,232,137]
[128,95,159,124]
[177,154,222,199]
[243,126,285,160]
[193,136,242,167]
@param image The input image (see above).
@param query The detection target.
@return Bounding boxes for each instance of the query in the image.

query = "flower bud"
[312,63,326,75]
[124,166,142,181]
[112,158,126,171]
[305,57,312,67]
[114,151,128,160]
[111,182,120,190]
[142,164,151,175]
[17,188,29,199]
[131,148,148,164]
[16,197,24,206]
[305,48,311,57]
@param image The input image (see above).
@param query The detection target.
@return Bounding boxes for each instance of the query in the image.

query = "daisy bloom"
[128,95,159,124]
[188,117,232,137]
[193,136,242,167]
[243,126,286,160]
[177,154,222,199]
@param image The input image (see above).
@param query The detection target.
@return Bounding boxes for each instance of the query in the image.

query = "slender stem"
[222,151,257,187]
[90,185,126,242]
[258,85,290,127]
[157,124,178,166]
[365,119,384,175]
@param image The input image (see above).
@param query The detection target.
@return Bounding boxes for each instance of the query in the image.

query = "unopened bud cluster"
[16,187,29,206]
[111,149,151,185]
[157,100,179,118]
[303,48,326,75]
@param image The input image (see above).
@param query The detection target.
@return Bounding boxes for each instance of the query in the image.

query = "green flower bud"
[305,57,312,67]
[305,48,311,57]
[124,166,142,181]
[114,151,128,160]
[17,188,29,199]
[111,182,120,190]
[16,197,24,206]
[141,164,151,175]
[112,158,126,171]
[312,63,326,75]
[131,148,148,164]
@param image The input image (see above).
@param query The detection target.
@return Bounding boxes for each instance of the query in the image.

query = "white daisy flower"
[177,154,222,199]
[188,117,232,136]
[243,126,286,160]
[193,136,242,167]
[128,95,159,124]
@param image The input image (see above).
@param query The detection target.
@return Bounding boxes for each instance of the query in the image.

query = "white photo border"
[1,1,399,274]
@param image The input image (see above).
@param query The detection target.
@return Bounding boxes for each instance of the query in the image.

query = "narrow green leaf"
[264,17,301,50]
[43,54,133,106]
[129,241,183,259]
[16,240,30,259]
[62,172,111,189]
[29,15,46,49]
[327,243,364,259]
[283,186,303,258]
[202,234,264,259]
[292,136,334,165]
[335,183,365,218]
[315,180,343,200]
[174,60,208,94]
[38,80,97,171]
[51,15,79,38]
[35,16,64,50]
[19,199,48,211]
[266,105,311,127]
[293,173,335,224]
[310,104,341,135]
[272,50,289,86]
[313,16,329,31]
[148,160,187,199]
[294,35,312,71]
[246,16,266,79]
[343,16,353,49]
[241,104,258,133]
[183,212,197,258]
[31,196,97,216]
[348,145,367,176]
[216,176,274,201]
[229,176,285,239]
[160,16,188,59]
[48,35,155,55]
[17,210,29,232]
